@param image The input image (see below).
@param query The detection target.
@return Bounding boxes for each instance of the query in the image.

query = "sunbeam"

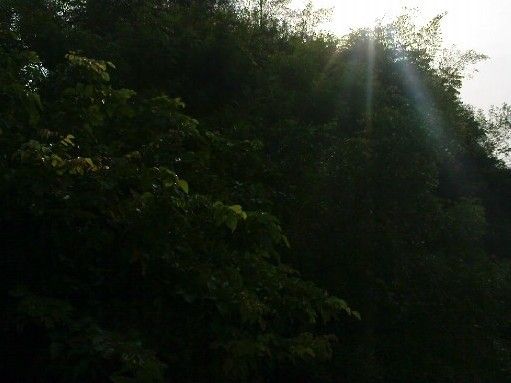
[398,55,445,143]
[365,36,376,130]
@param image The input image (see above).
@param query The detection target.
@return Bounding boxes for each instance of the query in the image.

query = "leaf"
[282,235,291,248]
[228,205,247,219]
[84,157,98,171]
[61,134,76,147]
[177,179,189,194]
[50,154,64,168]
[229,205,243,214]
[141,192,153,204]
[125,151,141,160]
[225,215,238,232]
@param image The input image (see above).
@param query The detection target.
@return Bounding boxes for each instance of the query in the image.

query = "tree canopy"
[1,1,511,382]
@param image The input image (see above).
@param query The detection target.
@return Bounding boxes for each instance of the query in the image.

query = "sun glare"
[293,0,511,109]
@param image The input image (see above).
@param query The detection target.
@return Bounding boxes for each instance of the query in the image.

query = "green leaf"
[229,205,243,214]
[282,235,291,248]
[228,205,247,219]
[50,154,65,168]
[225,215,238,232]
[61,134,76,147]
[177,179,189,194]
[84,157,98,171]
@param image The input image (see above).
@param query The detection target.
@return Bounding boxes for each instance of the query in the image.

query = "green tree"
[2,1,511,382]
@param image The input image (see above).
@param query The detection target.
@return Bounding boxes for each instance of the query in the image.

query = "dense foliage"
[1,1,511,382]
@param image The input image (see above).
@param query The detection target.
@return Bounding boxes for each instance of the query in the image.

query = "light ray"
[398,55,445,143]
[365,36,376,130]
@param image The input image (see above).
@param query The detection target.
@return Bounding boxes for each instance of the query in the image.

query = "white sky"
[293,0,511,110]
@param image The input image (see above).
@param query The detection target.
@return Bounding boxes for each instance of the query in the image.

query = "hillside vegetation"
[1,1,511,382]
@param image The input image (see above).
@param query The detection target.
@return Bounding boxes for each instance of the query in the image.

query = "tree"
[0,31,357,381]
[2,1,511,382]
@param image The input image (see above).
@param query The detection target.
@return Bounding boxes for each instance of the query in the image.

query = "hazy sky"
[294,0,511,110]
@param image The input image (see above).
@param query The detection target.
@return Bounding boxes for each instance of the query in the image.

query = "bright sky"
[293,0,511,110]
